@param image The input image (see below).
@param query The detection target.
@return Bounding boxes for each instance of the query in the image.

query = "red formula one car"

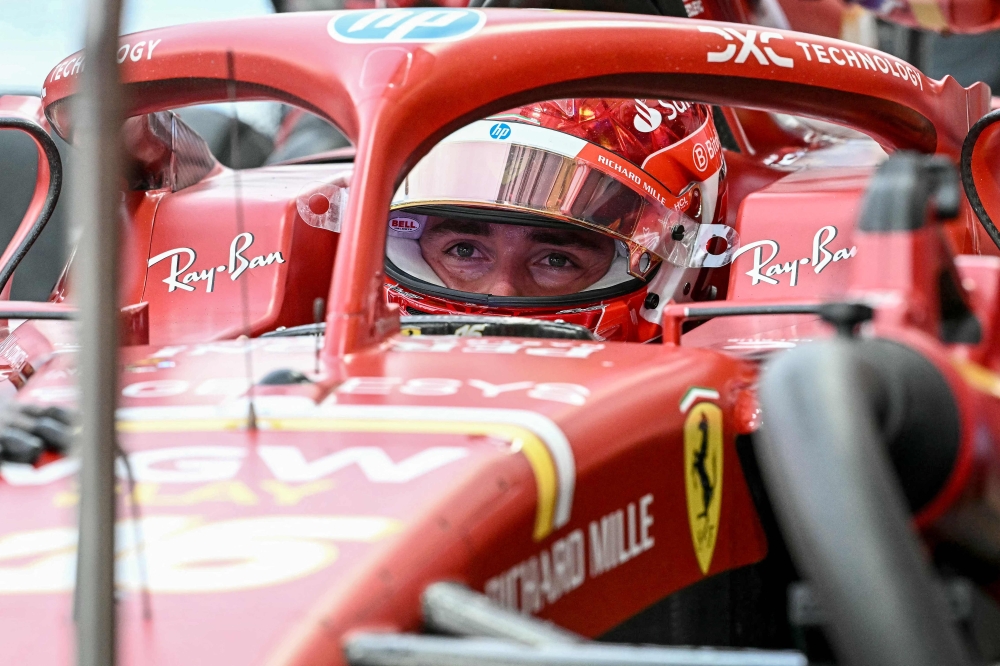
[0,7,999,666]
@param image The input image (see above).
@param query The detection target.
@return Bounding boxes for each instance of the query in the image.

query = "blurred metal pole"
[73,0,124,663]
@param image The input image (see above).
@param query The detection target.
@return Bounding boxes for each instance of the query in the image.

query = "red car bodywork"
[0,9,998,666]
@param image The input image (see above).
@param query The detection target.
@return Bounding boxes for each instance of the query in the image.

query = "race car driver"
[378,98,738,343]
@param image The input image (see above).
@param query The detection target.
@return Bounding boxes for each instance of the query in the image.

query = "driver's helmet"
[384,98,738,342]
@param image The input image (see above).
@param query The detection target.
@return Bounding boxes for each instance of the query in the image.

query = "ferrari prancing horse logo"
[684,400,723,575]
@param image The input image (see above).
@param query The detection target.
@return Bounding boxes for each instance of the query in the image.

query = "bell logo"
[633,100,662,133]
[389,217,421,234]
[698,26,794,69]
[329,9,486,44]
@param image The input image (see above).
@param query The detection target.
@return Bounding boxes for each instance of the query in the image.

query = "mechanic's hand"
[0,403,76,465]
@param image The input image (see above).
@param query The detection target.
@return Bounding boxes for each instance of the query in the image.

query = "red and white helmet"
[383,98,737,342]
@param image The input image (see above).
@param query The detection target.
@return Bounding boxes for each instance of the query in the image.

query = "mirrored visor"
[392,122,738,270]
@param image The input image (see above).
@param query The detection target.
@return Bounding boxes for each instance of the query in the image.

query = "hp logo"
[489,123,512,140]
[329,9,486,44]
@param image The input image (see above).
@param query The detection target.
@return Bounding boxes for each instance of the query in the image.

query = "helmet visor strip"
[392,120,739,276]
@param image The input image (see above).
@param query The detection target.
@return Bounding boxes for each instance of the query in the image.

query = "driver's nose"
[488,274,521,297]
[487,233,530,297]
[489,260,524,296]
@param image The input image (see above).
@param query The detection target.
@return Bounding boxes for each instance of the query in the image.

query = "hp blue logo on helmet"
[489,123,512,140]
[329,9,486,44]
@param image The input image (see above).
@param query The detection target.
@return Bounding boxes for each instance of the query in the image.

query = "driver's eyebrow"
[424,219,492,237]
[529,229,606,251]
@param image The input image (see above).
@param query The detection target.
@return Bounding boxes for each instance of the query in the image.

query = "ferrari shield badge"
[683,395,723,575]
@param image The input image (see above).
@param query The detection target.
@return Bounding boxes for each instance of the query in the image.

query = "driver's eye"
[453,242,476,258]
[547,254,569,268]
